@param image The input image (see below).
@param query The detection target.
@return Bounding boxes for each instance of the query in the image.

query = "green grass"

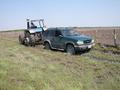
[0,34,120,90]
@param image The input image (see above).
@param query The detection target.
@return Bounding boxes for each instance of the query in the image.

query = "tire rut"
[82,54,120,64]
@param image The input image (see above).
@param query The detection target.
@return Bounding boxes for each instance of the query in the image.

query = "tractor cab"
[19,19,46,46]
[26,19,45,33]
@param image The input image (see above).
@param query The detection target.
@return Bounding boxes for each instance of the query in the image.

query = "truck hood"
[65,35,92,41]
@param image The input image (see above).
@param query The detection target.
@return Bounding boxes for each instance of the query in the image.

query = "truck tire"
[44,42,51,50]
[19,34,25,44]
[66,44,75,55]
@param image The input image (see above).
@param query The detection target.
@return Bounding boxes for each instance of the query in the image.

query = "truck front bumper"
[74,43,95,51]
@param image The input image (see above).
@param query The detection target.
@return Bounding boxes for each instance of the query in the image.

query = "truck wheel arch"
[65,43,76,55]
[44,40,52,49]
[65,42,75,51]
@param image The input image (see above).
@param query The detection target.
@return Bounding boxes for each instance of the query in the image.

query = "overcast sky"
[0,0,120,30]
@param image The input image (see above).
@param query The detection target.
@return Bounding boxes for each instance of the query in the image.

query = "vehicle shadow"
[48,49,90,55]
[75,50,90,55]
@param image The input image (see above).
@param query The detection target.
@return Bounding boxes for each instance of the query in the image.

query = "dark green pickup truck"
[43,28,95,54]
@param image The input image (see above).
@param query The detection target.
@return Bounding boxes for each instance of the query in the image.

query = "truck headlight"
[91,39,94,43]
[77,41,84,45]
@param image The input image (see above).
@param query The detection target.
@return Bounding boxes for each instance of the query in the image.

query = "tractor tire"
[66,44,76,55]
[24,37,30,46]
[30,35,36,47]
[19,34,25,44]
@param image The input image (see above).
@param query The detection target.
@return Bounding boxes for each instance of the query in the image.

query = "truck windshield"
[62,30,80,36]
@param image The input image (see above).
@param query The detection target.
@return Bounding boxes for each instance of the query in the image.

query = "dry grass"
[0,31,120,90]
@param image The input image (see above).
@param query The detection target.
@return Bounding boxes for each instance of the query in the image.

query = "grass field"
[0,32,120,90]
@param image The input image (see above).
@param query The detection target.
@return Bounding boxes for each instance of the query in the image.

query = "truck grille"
[84,40,91,44]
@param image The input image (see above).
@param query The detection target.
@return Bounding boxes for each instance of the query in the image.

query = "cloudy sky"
[0,0,120,30]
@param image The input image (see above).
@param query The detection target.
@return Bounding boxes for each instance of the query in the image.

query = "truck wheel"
[30,35,36,47]
[66,44,75,55]
[44,42,51,50]
[19,34,25,44]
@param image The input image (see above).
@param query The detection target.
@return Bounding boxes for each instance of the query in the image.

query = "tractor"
[19,19,45,46]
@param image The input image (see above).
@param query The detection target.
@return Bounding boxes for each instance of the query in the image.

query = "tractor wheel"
[30,35,36,47]
[24,37,30,46]
[19,34,25,44]
[66,44,76,55]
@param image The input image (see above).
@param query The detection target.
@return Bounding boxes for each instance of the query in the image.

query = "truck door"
[51,30,64,49]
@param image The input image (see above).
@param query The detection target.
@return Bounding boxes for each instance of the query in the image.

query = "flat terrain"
[0,31,120,90]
